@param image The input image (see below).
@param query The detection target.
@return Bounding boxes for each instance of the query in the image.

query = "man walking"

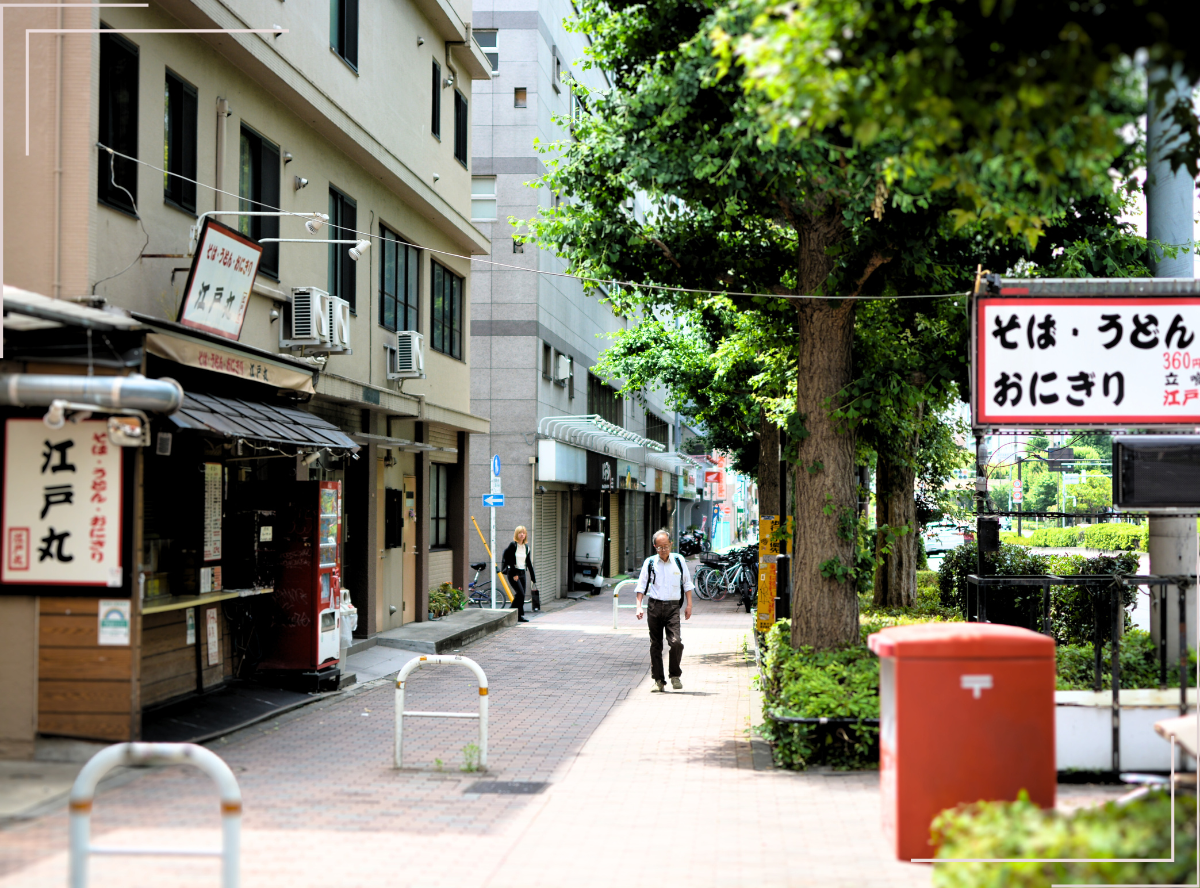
[635,530,694,692]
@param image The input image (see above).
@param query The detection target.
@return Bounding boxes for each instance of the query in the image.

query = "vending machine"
[259,480,342,674]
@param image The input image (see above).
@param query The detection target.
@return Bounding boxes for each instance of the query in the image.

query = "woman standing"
[500,525,538,622]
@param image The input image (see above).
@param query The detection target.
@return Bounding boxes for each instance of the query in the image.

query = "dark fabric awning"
[168,391,359,452]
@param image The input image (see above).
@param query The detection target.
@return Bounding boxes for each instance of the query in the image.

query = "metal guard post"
[68,742,242,888]
[395,655,489,769]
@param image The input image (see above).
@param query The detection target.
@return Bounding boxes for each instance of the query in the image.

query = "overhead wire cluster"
[95,144,968,304]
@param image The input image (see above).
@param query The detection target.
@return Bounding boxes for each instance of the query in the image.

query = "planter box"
[1056,688,1197,771]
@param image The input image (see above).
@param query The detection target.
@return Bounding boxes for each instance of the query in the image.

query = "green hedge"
[1026,527,1082,547]
[1056,628,1196,690]
[1021,523,1147,551]
[931,790,1195,887]
[998,532,1029,546]
[1082,522,1147,551]
[937,543,1138,643]
[759,612,959,770]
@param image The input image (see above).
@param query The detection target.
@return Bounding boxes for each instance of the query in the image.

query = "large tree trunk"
[791,300,859,649]
[872,454,918,608]
[758,413,781,518]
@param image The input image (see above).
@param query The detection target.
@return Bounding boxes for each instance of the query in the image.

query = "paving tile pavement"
[0,592,945,887]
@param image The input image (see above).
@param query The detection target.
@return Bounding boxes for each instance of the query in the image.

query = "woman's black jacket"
[500,541,537,584]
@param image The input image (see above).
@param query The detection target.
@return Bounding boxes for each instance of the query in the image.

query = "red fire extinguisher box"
[867,623,1056,862]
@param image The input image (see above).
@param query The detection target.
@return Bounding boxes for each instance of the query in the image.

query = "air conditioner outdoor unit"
[280,287,329,349]
[325,294,352,354]
[554,353,571,384]
[386,330,425,379]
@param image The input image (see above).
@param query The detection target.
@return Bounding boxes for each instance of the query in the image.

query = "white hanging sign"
[2,419,123,588]
[975,295,1200,427]
[203,462,222,562]
[178,218,262,341]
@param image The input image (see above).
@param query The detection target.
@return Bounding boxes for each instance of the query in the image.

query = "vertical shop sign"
[97,599,131,645]
[203,463,222,561]
[2,419,123,587]
[206,607,220,666]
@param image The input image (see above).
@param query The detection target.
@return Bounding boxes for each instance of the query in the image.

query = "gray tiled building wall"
[468,0,679,589]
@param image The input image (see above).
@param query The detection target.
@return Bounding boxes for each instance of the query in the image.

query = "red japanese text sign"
[2,419,123,587]
[975,295,1200,427]
[179,218,263,340]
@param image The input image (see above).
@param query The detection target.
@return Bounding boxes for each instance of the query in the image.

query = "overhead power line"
[96,144,967,303]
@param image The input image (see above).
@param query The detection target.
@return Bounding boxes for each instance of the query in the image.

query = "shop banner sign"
[2,419,123,587]
[975,295,1200,427]
[178,218,262,341]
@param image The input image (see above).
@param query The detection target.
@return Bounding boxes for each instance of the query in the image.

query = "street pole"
[1146,66,1198,661]
[1017,458,1022,538]
[490,505,497,610]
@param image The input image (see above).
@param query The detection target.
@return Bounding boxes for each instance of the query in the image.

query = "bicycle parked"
[467,561,493,607]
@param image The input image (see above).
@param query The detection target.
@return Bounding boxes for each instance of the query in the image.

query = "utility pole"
[1145,67,1198,659]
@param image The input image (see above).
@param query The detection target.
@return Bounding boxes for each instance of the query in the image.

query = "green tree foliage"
[721,0,1200,246]
[522,0,1188,649]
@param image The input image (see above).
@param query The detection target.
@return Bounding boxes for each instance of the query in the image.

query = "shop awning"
[646,451,703,475]
[536,414,666,460]
[167,391,359,453]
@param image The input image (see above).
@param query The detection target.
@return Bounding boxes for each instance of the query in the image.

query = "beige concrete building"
[1,0,492,754]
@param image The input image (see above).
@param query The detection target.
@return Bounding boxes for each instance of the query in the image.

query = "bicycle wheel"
[468,582,492,607]
[697,567,718,600]
[712,567,731,601]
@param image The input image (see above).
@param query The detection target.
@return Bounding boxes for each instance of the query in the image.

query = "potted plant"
[428,582,467,619]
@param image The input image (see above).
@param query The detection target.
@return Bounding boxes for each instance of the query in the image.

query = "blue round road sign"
[492,455,501,477]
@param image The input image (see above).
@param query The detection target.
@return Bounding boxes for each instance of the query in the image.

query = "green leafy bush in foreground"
[931,790,1196,887]
[1021,523,1148,551]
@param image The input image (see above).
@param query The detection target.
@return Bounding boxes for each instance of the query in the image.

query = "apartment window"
[474,30,498,72]
[431,61,442,139]
[380,227,419,332]
[514,87,527,108]
[568,356,575,399]
[330,0,358,69]
[588,373,622,427]
[542,342,553,380]
[512,238,524,254]
[163,69,197,213]
[551,46,562,92]
[238,126,281,277]
[471,177,496,221]
[453,90,468,166]
[328,187,358,310]
[431,260,463,360]
[429,463,450,548]
[98,28,139,214]
[645,411,669,448]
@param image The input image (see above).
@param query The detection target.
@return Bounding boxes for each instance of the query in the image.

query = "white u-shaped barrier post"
[613,579,639,629]
[68,742,242,888]
[395,654,489,769]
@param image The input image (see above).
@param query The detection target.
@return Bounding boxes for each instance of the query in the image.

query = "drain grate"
[465,781,548,795]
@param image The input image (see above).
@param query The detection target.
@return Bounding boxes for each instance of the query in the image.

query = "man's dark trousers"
[646,597,683,682]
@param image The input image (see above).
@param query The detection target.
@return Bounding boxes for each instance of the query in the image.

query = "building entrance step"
[375,607,518,654]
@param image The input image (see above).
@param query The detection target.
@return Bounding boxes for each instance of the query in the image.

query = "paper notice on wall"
[186,607,196,645]
[206,607,220,666]
[203,462,222,561]
[97,599,131,646]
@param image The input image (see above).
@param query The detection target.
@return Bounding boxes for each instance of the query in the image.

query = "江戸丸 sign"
[178,218,263,341]
[975,295,1200,426]
[2,419,123,587]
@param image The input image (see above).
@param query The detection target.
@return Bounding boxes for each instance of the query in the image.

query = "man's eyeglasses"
[655,544,671,550]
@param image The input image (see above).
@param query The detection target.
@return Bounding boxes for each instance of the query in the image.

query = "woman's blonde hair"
[513,525,529,542]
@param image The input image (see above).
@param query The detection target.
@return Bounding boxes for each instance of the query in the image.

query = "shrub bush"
[937,544,1137,643]
[758,620,881,770]
[931,790,1195,887]
[428,582,467,617]
[1026,527,1082,547]
[1082,522,1148,551]
[998,532,1029,546]
[1056,628,1196,690]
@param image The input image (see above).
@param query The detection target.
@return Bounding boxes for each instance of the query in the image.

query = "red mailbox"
[867,623,1056,862]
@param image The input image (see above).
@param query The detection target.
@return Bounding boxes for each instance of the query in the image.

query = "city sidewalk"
[0,592,1110,888]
